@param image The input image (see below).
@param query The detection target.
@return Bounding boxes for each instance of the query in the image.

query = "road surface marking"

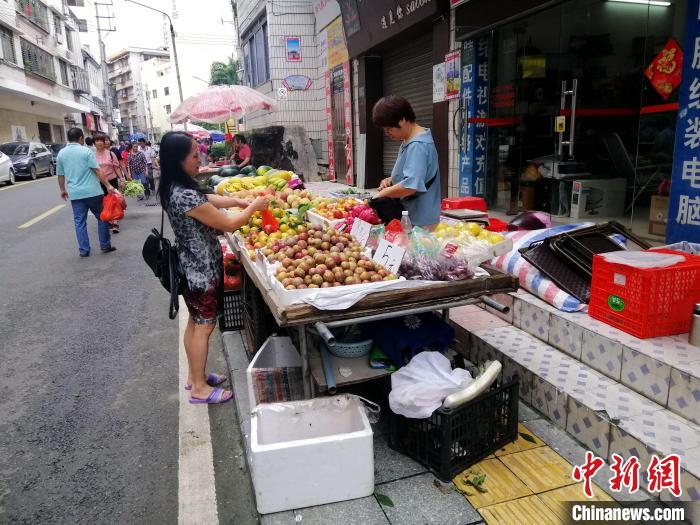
[18,204,65,229]
[0,177,53,192]
[178,298,219,524]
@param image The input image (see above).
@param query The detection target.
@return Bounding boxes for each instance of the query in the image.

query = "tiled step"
[450,306,700,503]
[507,292,700,428]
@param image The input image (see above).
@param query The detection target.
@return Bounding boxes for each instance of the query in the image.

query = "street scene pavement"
[0,178,256,524]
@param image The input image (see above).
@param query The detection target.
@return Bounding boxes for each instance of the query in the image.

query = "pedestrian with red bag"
[94,132,128,233]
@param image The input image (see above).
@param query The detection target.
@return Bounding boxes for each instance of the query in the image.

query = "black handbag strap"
[157,206,180,320]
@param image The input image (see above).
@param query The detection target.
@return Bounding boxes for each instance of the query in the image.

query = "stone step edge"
[454,321,700,495]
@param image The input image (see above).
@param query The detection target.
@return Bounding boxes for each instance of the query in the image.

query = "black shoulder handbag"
[142,207,186,319]
[369,170,439,225]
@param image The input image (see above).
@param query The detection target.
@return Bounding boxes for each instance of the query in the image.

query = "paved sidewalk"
[221,331,654,525]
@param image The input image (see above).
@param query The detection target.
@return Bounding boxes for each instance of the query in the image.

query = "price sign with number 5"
[350,219,372,247]
[372,239,405,274]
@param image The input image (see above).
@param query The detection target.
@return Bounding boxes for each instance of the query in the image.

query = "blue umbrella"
[210,130,225,142]
[129,132,146,141]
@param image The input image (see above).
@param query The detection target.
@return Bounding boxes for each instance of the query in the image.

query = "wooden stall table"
[225,233,517,398]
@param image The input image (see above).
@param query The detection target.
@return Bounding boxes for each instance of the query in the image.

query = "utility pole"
[95,2,115,137]
[230,0,243,82]
[144,88,155,142]
[124,0,184,104]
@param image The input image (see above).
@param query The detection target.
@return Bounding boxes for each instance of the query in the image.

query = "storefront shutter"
[382,31,434,178]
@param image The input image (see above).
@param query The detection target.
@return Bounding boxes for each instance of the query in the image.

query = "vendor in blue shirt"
[371,95,441,229]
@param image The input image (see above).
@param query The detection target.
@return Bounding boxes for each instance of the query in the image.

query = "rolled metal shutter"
[382,31,434,178]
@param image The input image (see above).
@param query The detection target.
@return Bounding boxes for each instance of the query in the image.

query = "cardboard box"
[648,195,669,236]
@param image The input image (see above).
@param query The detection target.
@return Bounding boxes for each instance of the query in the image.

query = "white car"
[0,150,15,185]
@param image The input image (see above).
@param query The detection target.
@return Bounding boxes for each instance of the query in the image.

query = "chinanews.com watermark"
[565,451,693,524]
[566,502,687,524]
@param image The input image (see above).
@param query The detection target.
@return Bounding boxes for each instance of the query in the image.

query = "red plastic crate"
[589,249,700,339]
[441,197,487,212]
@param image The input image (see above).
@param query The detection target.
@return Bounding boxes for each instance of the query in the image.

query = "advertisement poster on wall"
[11,125,27,142]
[337,0,360,37]
[667,0,700,242]
[433,63,445,103]
[285,37,302,62]
[342,60,354,185]
[327,17,349,69]
[324,70,335,182]
[444,50,461,100]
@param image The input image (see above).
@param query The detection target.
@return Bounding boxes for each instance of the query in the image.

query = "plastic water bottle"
[400,210,413,232]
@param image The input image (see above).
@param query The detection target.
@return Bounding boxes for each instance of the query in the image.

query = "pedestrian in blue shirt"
[371,95,441,228]
[57,127,117,257]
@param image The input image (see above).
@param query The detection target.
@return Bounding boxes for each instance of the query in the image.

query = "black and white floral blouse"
[166,185,222,291]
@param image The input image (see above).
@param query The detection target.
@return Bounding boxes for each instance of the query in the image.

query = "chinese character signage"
[444,50,461,100]
[324,70,335,182]
[459,36,489,197]
[668,0,700,243]
[342,60,354,185]
[433,63,445,103]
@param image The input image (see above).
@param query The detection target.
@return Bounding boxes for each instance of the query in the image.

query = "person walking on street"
[198,139,209,166]
[158,131,270,404]
[94,132,127,233]
[109,138,122,170]
[126,142,150,200]
[57,127,117,257]
[139,138,157,195]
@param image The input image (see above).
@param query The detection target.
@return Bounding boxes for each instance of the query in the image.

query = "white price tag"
[372,239,405,274]
[350,218,372,247]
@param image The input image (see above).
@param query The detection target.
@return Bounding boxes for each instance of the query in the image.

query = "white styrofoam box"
[250,395,374,514]
[306,209,345,230]
[246,336,303,408]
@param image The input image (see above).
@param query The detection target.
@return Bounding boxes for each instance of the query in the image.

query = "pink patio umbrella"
[173,123,210,140]
[169,85,277,125]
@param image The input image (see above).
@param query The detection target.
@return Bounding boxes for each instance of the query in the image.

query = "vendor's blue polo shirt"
[390,129,441,227]
[56,143,102,200]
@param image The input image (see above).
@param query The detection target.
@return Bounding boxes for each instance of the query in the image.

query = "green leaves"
[519,432,537,444]
[462,470,488,494]
[375,493,394,507]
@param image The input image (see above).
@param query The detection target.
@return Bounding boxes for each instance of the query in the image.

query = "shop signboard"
[324,70,335,182]
[338,0,361,37]
[445,50,461,100]
[458,36,489,197]
[327,17,349,69]
[314,0,341,31]
[668,0,700,243]
[319,28,329,71]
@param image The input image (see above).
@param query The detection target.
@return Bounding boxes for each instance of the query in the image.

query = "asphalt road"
[0,176,257,524]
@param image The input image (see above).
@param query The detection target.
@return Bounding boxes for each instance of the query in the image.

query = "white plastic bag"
[389,352,472,419]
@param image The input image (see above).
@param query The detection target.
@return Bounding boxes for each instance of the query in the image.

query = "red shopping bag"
[261,208,279,233]
[100,193,125,222]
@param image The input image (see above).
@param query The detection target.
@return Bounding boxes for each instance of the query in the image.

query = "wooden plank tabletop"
[225,232,518,327]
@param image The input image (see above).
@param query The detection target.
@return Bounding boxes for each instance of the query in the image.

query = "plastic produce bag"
[389,352,472,419]
[399,227,475,281]
[100,193,125,222]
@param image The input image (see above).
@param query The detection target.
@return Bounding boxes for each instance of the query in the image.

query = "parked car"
[46,143,67,166]
[0,150,15,185]
[0,142,53,180]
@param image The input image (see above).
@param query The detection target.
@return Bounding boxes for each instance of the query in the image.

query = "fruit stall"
[215,166,518,398]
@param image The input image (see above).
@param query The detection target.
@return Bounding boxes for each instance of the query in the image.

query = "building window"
[152,89,157,98]
[165,104,171,114]
[20,39,55,81]
[15,0,50,33]
[0,26,15,64]
[164,86,169,96]
[242,18,269,87]
[65,27,73,51]
[59,59,68,85]
[53,13,63,44]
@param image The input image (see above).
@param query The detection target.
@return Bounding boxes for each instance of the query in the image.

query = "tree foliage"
[209,58,241,86]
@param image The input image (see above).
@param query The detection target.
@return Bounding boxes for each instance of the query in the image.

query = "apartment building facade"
[106,46,169,139]
[0,0,105,143]
[140,55,177,142]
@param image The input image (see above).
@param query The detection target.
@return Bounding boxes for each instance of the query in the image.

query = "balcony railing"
[71,66,89,94]
[20,38,55,81]
[15,0,50,33]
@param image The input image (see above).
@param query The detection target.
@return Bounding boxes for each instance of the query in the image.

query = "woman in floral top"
[127,142,150,199]
[158,131,270,404]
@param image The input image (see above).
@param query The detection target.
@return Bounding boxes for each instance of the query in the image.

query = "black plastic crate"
[388,379,519,482]
[220,290,244,332]
[241,272,282,357]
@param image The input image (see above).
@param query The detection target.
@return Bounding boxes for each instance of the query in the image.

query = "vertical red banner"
[324,70,335,182]
[342,60,353,185]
